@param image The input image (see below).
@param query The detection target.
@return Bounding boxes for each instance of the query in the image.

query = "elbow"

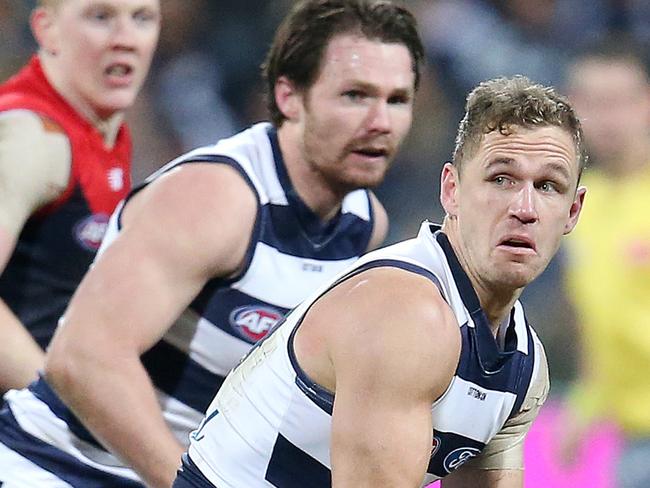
[44,337,78,396]
[43,328,95,398]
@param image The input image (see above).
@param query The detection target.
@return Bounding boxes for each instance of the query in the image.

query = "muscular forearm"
[0,300,44,394]
[45,351,184,488]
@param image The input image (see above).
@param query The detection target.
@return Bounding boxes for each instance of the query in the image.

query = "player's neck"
[442,218,521,337]
[277,125,345,223]
[39,53,124,149]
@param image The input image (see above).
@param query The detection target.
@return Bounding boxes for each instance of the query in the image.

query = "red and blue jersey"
[0,56,131,348]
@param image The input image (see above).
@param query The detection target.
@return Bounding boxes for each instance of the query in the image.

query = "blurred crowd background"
[2,0,649,411]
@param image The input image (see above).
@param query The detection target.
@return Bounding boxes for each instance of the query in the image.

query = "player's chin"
[343,172,387,191]
[497,263,542,289]
[97,90,140,114]
[347,163,391,188]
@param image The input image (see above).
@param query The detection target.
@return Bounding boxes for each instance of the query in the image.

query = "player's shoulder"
[0,108,66,139]
[328,265,460,357]
[326,266,461,396]
[0,109,70,208]
[142,162,257,215]
[122,162,258,275]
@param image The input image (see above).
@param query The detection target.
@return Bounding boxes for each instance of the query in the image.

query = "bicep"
[50,163,258,356]
[0,110,70,238]
[331,380,433,487]
[323,269,460,486]
[55,224,206,357]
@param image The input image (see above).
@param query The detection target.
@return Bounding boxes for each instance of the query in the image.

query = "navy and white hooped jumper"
[0,122,378,485]
[177,222,549,488]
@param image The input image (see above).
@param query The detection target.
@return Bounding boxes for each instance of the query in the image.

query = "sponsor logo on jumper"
[74,213,109,251]
[467,386,486,401]
[107,167,124,191]
[443,447,480,473]
[230,305,283,342]
[302,262,323,272]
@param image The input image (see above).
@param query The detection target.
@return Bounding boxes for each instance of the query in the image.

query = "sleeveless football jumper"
[179,222,547,487]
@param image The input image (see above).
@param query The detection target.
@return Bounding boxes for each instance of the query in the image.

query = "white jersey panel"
[430,376,517,442]
[232,242,360,309]
[4,389,140,481]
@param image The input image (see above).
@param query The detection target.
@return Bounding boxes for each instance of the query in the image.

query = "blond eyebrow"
[544,161,571,180]
[484,157,515,170]
[485,157,571,180]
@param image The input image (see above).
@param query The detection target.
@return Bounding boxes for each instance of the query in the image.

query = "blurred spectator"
[557,38,650,488]
[0,0,160,393]
[151,0,238,154]
[0,1,35,80]
[418,0,575,112]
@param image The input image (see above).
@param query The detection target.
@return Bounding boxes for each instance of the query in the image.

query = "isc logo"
[229,305,283,343]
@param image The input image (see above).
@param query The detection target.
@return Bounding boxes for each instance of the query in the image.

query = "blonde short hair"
[453,76,587,177]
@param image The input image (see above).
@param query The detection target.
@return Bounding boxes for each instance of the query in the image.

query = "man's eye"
[87,9,111,21]
[343,91,365,101]
[388,95,410,105]
[539,181,558,193]
[134,10,158,24]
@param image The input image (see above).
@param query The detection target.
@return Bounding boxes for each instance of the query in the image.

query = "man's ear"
[274,76,302,122]
[440,162,460,218]
[564,185,587,235]
[31,7,60,56]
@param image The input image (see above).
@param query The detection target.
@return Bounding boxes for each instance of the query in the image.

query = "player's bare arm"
[0,110,70,393]
[44,163,257,488]
[295,267,461,487]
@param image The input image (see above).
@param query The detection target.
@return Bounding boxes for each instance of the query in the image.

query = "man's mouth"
[351,147,389,159]
[498,236,537,253]
[105,63,134,84]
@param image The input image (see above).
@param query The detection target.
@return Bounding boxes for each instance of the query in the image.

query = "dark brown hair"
[262,0,424,126]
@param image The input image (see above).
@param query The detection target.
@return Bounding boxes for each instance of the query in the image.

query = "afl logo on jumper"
[230,305,282,342]
[443,447,480,473]
[74,213,109,251]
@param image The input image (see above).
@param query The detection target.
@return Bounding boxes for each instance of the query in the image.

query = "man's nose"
[366,100,391,133]
[110,16,138,50]
[510,183,539,224]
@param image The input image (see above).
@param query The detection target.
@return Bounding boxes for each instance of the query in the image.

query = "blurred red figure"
[0,0,160,394]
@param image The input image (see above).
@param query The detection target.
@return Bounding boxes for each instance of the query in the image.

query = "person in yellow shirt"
[559,39,650,488]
